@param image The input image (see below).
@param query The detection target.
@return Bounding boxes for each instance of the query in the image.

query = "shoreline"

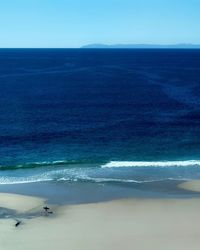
[1,190,200,250]
[0,179,199,206]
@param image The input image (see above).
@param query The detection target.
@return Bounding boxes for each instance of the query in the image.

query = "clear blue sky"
[0,0,199,48]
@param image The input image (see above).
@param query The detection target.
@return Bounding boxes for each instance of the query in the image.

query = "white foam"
[101,160,200,168]
[0,178,53,185]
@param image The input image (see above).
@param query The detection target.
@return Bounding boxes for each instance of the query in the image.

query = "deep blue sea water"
[1,49,200,186]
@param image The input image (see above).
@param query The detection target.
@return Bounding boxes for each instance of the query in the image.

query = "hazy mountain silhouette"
[81,43,200,49]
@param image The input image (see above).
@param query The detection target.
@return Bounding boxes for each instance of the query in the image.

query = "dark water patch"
[0,206,45,220]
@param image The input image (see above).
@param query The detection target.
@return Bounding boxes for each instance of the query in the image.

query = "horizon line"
[1,43,200,49]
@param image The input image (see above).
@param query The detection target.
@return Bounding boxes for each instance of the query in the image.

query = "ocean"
[0,49,200,201]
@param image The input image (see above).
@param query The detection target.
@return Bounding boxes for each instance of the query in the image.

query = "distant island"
[81,43,200,49]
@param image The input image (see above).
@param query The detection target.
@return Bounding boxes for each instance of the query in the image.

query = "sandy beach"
[1,186,200,250]
[179,180,200,192]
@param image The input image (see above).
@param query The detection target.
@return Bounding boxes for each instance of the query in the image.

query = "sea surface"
[0,49,200,200]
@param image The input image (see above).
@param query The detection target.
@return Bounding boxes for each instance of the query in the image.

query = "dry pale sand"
[179,180,200,192]
[1,193,200,250]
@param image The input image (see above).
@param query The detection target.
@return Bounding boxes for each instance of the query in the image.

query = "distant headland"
[81,43,200,49]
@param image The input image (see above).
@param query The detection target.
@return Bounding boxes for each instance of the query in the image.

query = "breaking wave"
[101,160,200,168]
[0,159,197,185]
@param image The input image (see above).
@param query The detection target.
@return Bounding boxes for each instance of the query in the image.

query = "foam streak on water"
[102,160,200,168]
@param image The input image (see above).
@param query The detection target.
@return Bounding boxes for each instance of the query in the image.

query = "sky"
[0,0,199,48]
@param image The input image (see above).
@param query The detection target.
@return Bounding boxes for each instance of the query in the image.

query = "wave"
[0,159,96,171]
[101,160,200,168]
[1,159,200,172]
[0,175,187,185]
[0,159,198,185]
[0,178,54,185]
[58,176,189,184]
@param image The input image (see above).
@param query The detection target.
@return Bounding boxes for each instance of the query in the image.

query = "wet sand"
[1,192,200,250]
